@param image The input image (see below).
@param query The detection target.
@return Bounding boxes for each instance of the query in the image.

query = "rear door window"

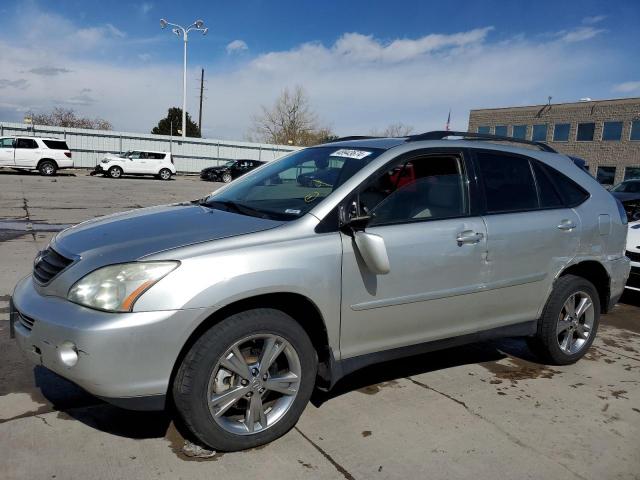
[475,151,538,213]
[15,138,38,149]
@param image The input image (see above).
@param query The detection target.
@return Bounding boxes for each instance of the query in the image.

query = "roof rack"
[406,130,557,153]
[323,135,384,143]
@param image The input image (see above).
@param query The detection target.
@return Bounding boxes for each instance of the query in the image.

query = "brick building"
[468,97,640,185]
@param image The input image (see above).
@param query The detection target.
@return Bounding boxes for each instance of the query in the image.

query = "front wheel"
[221,173,232,183]
[172,309,317,451]
[528,274,600,365]
[158,168,172,181]
[108,166,123,179]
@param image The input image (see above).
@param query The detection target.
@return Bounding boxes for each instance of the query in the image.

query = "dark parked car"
[297,167,341,187]
[610,179,640,221]
[200,159,265,183]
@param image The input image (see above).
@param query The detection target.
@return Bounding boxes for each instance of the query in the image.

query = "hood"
[52,203,284,262]
[611,192,640,202]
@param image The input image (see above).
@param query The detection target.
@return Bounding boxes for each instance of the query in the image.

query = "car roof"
[125,150,169,154]
[8,136,66,141]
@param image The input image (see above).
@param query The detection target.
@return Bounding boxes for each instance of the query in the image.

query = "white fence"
[0,122,299,173]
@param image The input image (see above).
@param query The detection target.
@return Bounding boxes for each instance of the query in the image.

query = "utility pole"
[198,68,204,137]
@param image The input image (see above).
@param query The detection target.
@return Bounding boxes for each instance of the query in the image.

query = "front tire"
[172,309,317,452]
[108,166,123,179]
[528,274,600,365]
[221,173,232,183]
[38,160,57,176]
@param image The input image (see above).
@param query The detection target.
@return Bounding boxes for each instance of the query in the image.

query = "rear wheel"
[172,309,317,451]
[221,173,232,183]
[38,160,57,176]
[158,168,172,181]
[108,166,123,179]
[528,274,600,365]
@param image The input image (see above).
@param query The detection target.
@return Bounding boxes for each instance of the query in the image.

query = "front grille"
[18,312,35,331]
[33,247,73,284]
[628,266,640,289]
[626,250,640,263]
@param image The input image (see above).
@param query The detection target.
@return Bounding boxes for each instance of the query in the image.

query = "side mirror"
[128,156,133,160]
[354,231,390,275]
[339,201,370,232]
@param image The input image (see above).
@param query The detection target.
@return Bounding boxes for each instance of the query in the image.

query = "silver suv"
[11,131,630,451]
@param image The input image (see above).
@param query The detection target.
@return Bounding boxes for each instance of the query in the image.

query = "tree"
[151,107,201,138]
[249,86,334,146]
[29,107,112,130]
[369,122,414,137]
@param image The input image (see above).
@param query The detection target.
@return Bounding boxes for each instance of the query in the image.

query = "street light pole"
[160,18,208,139]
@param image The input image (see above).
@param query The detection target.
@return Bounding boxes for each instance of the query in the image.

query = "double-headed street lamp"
[160,18,208,139]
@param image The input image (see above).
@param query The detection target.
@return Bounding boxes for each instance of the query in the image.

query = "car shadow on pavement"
[0,170,76,177]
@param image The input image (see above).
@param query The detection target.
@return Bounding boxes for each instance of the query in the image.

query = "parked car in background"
[200,159,264,183]
[610,179,640,221]
[11,131,630,452]
[625,220,640,292]
[92,150,176,180]
[0,136,73,176]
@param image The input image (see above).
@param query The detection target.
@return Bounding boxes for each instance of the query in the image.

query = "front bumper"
[10,275,209,410]
[626,264,640,291]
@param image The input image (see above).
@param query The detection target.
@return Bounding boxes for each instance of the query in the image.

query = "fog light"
[58,341,79,367]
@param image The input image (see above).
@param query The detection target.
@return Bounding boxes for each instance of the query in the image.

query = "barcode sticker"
[330,149,372,160]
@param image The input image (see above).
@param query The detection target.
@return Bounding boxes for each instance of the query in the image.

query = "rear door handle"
[557,220,577,231]
[456,230,484,246]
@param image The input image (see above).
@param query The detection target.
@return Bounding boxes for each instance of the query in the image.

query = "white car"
[0,136,73,176]
[625,220,640,291]
[93,150,176,180]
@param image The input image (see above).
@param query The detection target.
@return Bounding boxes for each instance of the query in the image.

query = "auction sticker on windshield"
[330,149,372,160]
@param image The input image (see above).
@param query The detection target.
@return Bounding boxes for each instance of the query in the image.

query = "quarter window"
[602,121,623,141]
[532,124,547,142]
[576,122,595,141]
[362,155,467,227]
[596,166,616,185]
[512,125,527,139]
[553,123,570,141]
[544,165,589,206]
[476,151,538,213]
[494,125,508,136]
[631,121,640,141]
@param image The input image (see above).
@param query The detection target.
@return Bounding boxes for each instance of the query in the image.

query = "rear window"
[43,140,69,150]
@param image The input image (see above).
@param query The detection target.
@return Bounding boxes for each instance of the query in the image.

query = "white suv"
[93,150,176,180]
[0,136,73,176]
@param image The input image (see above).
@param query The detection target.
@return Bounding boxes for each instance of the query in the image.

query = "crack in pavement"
[406,376,589,480]
[294,426,355,480]
[595,346,640,363]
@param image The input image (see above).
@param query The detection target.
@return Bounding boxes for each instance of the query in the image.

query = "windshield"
[203,146,384,220]
[612,180,640,193]
[119,151,133,158]
[224,160,236,167]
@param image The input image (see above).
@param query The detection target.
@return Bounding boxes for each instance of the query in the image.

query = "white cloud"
[226,39,248,54]
[613,81,640,93]
[140,2,153,14]
[582,15,606,25]
[558,26,605,43]
[138,53,152,62]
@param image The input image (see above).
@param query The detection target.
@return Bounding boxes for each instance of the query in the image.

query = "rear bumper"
[604,256,631,310]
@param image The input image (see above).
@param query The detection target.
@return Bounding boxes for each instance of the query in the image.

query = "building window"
[625,166,640,180]
[478,126,491,134]
[630,120,640,141]
[576,122,595,141]
[494,125,508,136]
[512,125,527,139]
[602,121,623,141]
[532,124,547,142]
[596,166,616,185]
[553,123,570,142]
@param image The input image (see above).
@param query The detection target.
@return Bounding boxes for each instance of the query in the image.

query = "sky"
[0,0,639,140]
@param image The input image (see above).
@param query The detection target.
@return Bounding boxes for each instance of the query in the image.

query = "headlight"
[101,159,108,164]
[68,262,179,312]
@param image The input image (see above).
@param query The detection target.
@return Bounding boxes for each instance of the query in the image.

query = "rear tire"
[159,168,172,181]
[108,166,123,179]
[528,274,600,365]
[38,160,57,176]
[172,309,317,452]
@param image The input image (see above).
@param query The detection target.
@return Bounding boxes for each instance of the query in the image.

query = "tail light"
[170,154,174,164]
[65,152,72,158]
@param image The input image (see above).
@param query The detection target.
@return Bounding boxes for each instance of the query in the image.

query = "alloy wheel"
[206,334,301,435]
[556,291,594,355]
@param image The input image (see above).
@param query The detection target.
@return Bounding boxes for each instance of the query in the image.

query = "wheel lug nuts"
[241,379,248,386]
[246,391,253,397]
[252,368,259,376]
[262,374,268,381]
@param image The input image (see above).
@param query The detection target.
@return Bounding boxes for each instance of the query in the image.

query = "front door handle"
[557,220,577,231]
[456,230,484,246]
